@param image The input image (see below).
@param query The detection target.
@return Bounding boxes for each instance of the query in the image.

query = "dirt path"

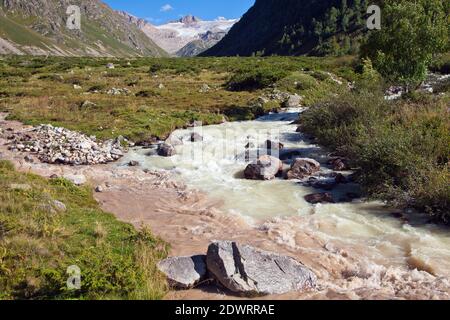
[1,113,449,300]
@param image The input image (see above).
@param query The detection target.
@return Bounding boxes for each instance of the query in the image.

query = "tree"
[360,0,449,88]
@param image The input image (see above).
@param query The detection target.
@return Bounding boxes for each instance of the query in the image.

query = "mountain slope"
[203,0,370,57]
[0,0,167,57]
[176,30,227,57]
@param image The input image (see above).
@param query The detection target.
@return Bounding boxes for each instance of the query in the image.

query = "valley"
[0,0,448,302]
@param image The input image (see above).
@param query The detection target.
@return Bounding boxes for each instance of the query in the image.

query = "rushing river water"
[121,109,450,279]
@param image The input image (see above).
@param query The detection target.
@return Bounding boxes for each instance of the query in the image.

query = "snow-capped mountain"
[118,12,237,56]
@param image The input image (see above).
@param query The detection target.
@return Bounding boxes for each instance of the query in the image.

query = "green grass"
[300,82,450,223]
[0,160,169,300]
[0,56,355,142]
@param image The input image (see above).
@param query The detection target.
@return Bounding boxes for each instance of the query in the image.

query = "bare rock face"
[286,158,321,180]
[206,241,317,296]
[157,143,175,157]
[244,155,283,180]
[157,255,207,289]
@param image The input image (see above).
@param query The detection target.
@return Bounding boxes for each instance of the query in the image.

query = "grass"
[300,81,450,223]
[0,160,169,300]
[0,55,356,142]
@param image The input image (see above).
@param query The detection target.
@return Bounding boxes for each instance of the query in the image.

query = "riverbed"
[121,108,450,282]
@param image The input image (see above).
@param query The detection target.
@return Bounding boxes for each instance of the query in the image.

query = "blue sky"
[104,0,255,25]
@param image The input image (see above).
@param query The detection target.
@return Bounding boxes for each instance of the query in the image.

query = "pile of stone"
[157,241,317,296]
[106,87,131,95]
[7,124,128,165]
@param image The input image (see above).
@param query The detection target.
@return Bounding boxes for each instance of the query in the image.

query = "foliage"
[300,86,450,222]
[360,0,449,87]
[226,67,288,91]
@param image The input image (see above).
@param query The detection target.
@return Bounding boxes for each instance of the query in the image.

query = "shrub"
[300,87,450,221]
[226,68,288,91]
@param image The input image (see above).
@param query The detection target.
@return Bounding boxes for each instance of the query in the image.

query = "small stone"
[128,160,140,167]
[24,155,34,163]
[95,185,104,193]
[64,174,87,186]
[52,200,67,212]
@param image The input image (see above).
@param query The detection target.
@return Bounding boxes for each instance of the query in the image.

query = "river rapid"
[121,108,450,299]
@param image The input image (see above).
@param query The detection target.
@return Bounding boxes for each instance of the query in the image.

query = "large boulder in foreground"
[286,158,320,180]
[244,155,283,180]
[157,255,207,289]
[206,241,316,296]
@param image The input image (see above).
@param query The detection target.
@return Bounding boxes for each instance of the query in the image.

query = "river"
[121,108,450,289]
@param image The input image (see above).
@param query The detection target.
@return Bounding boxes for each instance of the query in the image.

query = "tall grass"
[0,161,169,299]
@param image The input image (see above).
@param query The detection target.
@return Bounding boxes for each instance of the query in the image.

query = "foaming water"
[120,109,450,278]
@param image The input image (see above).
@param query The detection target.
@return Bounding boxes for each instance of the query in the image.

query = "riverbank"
[2,112,450,300]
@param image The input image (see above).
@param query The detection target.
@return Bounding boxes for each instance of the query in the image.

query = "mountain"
[203,0,370,57]
[176,30,228,57]
[124,14,237,56]
[0,0,167,57]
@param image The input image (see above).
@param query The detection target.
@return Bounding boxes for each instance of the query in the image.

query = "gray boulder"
[206,241,316,296]
[283,94,303,108]
[244,155,283,180]
[286,158,320,180]
[158,255,207,289]
[165,134,183,146]
[157,143,175,157]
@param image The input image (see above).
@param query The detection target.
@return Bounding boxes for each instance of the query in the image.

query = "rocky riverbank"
[1,112,450,300]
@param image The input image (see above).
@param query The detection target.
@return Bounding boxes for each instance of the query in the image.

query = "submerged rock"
[158,255,207,289]
[206,241,316,296]
[244,155,283,180]
[286,158,320,180]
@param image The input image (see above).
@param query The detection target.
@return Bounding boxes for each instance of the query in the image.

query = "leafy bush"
[300,87,450,222]
[360,0,449,87]
[227,68,288,91]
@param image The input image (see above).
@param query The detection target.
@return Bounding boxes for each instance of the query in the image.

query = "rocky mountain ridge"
[0,0,167,57]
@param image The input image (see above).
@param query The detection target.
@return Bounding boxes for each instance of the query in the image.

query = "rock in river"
[158,255,207,289]
[244,155,283,180]
[286,158,320,180]
[157,143,175,157]
[206,241,317,296]
[304,193,335,204]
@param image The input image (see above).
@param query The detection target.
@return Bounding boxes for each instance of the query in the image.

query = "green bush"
[227,68,288,91]
[300,87,450,222]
